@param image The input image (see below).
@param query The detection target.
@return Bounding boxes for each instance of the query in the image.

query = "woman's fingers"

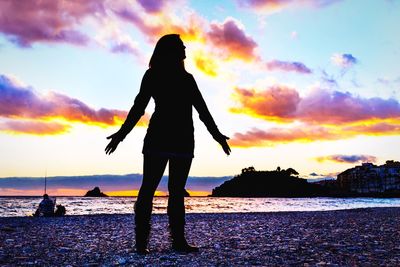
[105,139,119,155]
[105,132,123,155]
[106,146,115,155]
[220,139,231,155]
[107,146,115,155]
[225,144,231,155]
[105,144,112,154]
[221,134,231,155]
[226,143,231,153]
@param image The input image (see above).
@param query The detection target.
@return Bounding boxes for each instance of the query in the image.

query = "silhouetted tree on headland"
[211,167,328,197]
[284,168,299,176]
[241,166,255,173]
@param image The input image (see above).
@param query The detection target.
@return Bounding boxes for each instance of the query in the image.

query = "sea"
[1,196,400,217]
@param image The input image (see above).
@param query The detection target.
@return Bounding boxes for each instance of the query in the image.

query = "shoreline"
[1,205,399,219]
[1,207,400,266]
[3,197,400,218]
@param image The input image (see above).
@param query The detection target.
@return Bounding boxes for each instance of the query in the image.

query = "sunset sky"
[1,0,400,195]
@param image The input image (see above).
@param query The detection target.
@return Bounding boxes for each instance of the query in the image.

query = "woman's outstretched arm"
[105,71,152,155]
[191,75,231,155]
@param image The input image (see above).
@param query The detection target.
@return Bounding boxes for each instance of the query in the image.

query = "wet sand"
[1,208,400,266]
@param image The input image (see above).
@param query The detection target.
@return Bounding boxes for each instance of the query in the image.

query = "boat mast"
[44,169,47,195]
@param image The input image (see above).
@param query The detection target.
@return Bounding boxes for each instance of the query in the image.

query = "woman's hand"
[216,134,231,155]
[105,131,124,155]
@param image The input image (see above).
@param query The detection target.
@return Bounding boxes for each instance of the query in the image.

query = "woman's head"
[149,34,186,69]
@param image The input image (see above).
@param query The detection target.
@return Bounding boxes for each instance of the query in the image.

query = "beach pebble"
[58,247,71,253]
[214,243,221,250]
[1,226,15,232]
[115,257,127,265]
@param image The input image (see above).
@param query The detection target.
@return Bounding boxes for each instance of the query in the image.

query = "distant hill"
[0,174,231,196]
[211,167,330,197]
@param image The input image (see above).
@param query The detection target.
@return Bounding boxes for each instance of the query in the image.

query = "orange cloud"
[112,3,261,65]
[343,122,400,136]
[193,51,218,76]
[230,86,301,122]
[231,85,400,125]
[0,120,71,135]
[230,121,400,148]
[230,125,341,147]
[0,74,149,135]
[207,18,258,62]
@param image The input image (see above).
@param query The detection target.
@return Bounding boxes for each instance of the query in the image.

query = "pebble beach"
[1,207,400,266]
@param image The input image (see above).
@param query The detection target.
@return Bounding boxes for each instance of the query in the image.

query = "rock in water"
[84,187,108,197]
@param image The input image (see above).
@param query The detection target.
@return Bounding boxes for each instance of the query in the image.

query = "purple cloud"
[230,84,400,125]
[315,154,378,164]
[266,60,312,74]
[237,0,342,12]
[110,42,139,56]
[0,0,106,47]
[207,18,258,61]
[0,74,150,135]
[137,0,167,13]
[321,70,338,87]
[331,53,358,68]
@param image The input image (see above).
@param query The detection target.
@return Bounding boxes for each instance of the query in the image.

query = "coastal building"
[337,160,400,194]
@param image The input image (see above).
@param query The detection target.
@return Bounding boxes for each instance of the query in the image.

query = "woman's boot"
[170,225,199,253]
[135,225,150,255]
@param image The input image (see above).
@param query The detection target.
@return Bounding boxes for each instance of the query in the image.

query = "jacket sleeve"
[191,74,222,140]
[118,70,152,140]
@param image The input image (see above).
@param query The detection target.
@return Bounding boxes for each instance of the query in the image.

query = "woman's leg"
[167,157,192,228]
[167,157,198,252]
[135,154,168,253]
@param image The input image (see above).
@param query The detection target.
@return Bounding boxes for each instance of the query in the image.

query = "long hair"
[149,34,185,70]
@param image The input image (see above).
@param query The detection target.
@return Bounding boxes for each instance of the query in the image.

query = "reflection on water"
[1,196,400,217]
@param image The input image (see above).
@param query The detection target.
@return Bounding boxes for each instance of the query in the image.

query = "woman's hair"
[149,34,185,70]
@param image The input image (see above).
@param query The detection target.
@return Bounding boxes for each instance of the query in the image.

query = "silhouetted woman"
[105,34,231,254]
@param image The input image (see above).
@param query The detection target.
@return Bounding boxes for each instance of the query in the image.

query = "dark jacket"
[119,68,221,157]
[39,198,55,216]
